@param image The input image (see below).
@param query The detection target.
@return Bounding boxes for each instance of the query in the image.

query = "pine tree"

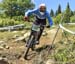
[73,11,75,15]
[55,10,58,16]
[57,4,61,14]
[71,11,74,16]
[63,2,71,23]
[55,4,61,16]
[50,9,54,17]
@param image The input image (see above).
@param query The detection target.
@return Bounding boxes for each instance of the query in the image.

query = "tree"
[70,15,75,23]
[55,10,58,16]
[63,2,72,23]
[70,11,74,16]
[53,14,62,24]
[57,4,61,14]
[55,4,61,16]
[50,9,54,17]
[0,0,35,18]
[73,11,75,15]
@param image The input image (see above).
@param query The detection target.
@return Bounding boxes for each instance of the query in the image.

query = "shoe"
[26,44,28,47]
[35,41,39,45]
[26,42,29,47]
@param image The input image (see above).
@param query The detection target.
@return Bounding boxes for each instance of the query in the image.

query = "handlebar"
[25,20,50,28]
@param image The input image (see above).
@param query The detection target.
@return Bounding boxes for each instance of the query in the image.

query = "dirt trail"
[0,29,62,64]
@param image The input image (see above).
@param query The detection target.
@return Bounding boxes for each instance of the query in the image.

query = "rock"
[33,50,48,64]
[24,32,30,38]
[0,46,4,50]
[12,31,18,33]
[14,32,30,42]
[19,57,25,61]
[5,46,10,49]
[15,37,25,42]
[0,41,10,50]
[2,44,6,48]
[42,31,48,36]
[1,43,9,49]
[46,59,55,64]
[0,57,3,60]
[14,54,21,59]
[0,41,5,45]
[12,35,19,39]
[21,31,26,34]
[0,57,9,64]
[0,59,9,64]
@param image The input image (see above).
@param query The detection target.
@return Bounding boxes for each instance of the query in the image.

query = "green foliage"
[0,18,24,27]
[0,0,35,17]
[0,0,75,26]
[70,15,75,23]
[55,10,58,16]
[54,48,68,62]
[48,39,75,63]
[50,9,54,17]
[55,4,61,16]
[53,14,62,24]
[58,4,62,13]
[12,15,23,21]
[71,11,74,16]
[62,3,72,23]
[73,11,75,15]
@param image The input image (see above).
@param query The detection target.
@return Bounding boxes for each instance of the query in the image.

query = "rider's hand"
[46,25,50,28]
[24,16,29,21]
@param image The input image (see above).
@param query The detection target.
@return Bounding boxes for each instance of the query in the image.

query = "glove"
[24,16,29,21]
[46,25,50,28]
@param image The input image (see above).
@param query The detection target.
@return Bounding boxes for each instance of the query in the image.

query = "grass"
[64,24,75,32]
[0,30,28,41]
[47,25,75,64]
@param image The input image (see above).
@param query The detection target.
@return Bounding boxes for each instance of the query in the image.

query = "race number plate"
[32,24,40,31]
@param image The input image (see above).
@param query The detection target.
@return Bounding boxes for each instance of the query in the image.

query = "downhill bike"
[24,23,45,60]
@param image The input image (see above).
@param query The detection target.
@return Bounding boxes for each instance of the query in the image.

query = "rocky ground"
[0,28,62,64]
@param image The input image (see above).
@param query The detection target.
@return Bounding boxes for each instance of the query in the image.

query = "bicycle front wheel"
[24,36,34,60]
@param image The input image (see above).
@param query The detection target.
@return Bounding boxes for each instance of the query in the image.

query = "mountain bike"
[24,23,45,60]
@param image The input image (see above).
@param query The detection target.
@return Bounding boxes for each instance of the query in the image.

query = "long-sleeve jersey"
[25,9,53,27]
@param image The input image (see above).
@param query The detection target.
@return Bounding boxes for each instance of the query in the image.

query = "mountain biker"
[24,3,53,45]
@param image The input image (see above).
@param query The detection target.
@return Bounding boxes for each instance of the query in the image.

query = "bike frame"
[24,24,42,60]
